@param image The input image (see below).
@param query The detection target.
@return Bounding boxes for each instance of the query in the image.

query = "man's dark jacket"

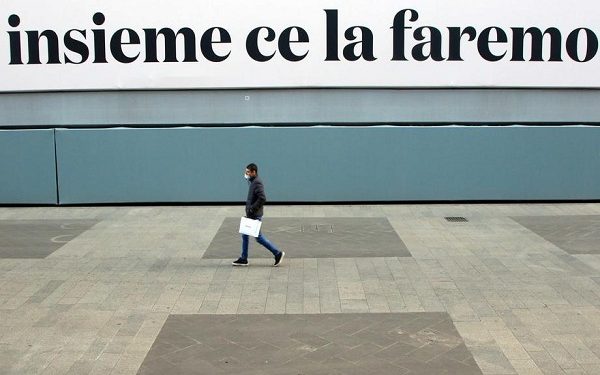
[246,176,266,219]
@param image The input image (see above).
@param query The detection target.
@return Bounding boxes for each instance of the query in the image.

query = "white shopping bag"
[239,217,262,237]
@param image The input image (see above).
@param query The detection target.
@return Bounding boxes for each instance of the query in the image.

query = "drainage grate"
[445,217,468,223]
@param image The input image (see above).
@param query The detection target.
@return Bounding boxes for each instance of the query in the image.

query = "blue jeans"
[241,217,280,259]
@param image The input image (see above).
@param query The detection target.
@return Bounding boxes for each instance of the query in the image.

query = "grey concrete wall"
[54,126,600,204]
[1,89,600,127]
[0,129,57,204]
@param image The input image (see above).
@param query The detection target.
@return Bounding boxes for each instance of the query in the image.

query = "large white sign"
[2,0,600,91]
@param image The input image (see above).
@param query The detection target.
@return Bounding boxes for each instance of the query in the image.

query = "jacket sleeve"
[250,182,266,212]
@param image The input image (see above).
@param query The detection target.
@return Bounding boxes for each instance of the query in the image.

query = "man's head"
[245,163,258,179]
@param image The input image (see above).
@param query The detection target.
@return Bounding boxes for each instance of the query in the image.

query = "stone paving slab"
[0,220,97,258]
[0,204,599,374]
[203,217,411,259]
[511,215,600,255]
[137,313,482,375]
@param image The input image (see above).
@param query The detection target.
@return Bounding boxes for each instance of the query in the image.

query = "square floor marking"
[0,220,97,258]
[511,215,600,255]
[138,313,482,375]
[203,217,411,259]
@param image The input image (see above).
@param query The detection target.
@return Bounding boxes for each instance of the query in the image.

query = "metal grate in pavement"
[445,217,469,223]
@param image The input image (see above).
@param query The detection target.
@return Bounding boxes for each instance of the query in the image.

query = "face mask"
[244,174,250,180]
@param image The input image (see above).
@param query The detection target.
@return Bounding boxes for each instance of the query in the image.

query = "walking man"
[233,163,285,267]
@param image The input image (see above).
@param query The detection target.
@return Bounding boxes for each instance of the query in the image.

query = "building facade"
[1,1,599,204]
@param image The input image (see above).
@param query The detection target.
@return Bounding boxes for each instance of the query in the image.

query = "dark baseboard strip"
[2,200,599,208]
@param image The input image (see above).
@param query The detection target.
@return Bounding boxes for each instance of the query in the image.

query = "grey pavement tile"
[511,215,600,255]
[66,360,95,375]
[2,205,600,375]
[26,280,66,304]
[137,358,180,375]
[507,359,545,375]
[0,347,20,374]
[580,363,600,374]
[203,217,411,259]
[469,346,517,374]
[138,313,482,374]
[33,305,74,328]
[556,334,600,365]
[0,220,97,258]
[542,340,581,370]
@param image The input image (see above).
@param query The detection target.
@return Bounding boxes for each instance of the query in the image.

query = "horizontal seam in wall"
[1,123,600,130]
[3,87,600,94]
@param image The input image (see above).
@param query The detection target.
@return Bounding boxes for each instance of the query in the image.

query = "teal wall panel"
[0,129,57,204]
[55,126,600,204]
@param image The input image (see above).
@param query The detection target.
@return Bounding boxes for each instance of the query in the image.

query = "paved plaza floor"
[0,203,599,374]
